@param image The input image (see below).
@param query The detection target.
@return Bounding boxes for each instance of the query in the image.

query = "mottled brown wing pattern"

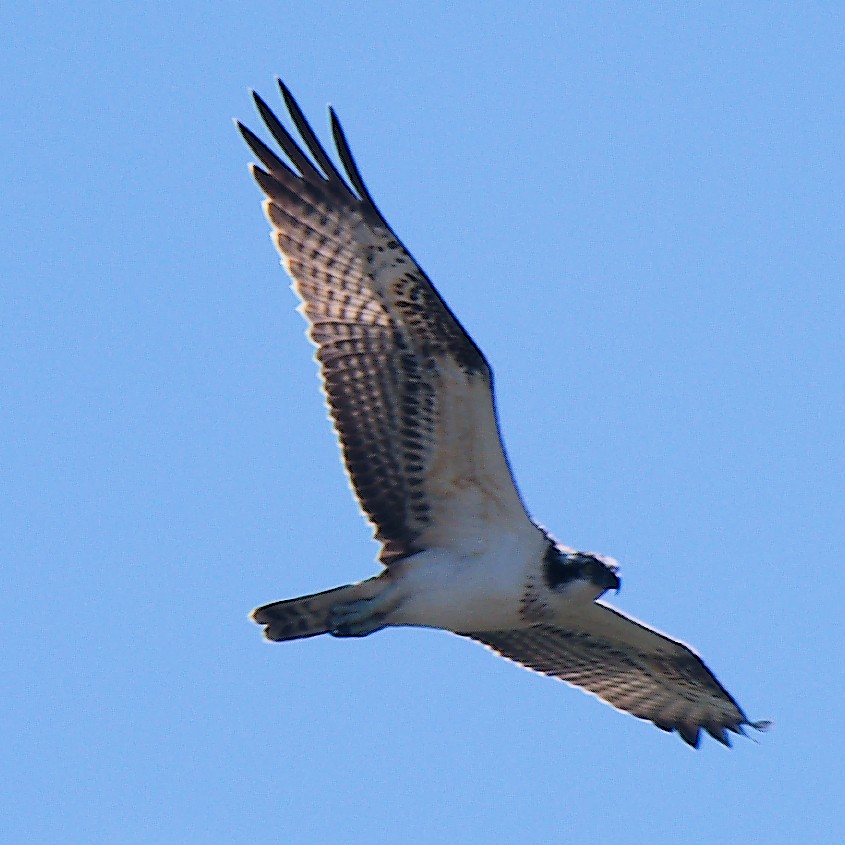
[238,81,518,564]
[466,622,761,747]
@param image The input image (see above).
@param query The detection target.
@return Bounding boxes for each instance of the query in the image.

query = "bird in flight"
[237,80,768,748]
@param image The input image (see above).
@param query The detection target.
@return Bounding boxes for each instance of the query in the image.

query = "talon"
[330,620,385,638]
[328,594,394,637]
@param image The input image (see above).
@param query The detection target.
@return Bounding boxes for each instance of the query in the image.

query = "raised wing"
[465,603,769,747]
[238,81,536,564]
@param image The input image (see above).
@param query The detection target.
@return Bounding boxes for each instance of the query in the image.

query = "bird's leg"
[329,583,401,637]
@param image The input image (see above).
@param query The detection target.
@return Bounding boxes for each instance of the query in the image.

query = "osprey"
[237,80,768,748]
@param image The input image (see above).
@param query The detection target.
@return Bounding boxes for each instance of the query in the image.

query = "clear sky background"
[3,3,843,843]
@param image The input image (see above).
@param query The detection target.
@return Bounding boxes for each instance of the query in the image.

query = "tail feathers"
[252,577,384,642]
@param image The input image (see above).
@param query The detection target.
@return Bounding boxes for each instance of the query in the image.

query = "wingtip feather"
[276,76,297,111]
[705,725,733,747]
[678,724,702,748]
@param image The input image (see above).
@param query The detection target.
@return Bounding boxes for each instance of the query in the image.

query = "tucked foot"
[329,594,394,638]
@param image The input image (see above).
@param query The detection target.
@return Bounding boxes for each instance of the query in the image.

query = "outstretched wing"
[465,603,769,747]
[238,81,537,564]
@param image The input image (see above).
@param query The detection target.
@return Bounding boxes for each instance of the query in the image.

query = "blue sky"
[3,3,843,843]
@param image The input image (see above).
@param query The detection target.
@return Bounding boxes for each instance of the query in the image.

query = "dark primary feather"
[253,90,326,185]
[329,108,387,226]
[277,81,348,188]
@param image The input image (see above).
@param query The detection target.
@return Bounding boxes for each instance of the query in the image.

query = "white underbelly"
[386,538,541,632]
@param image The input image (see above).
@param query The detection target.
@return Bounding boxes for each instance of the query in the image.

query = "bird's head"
[575,552,621,595]
[544,546,621,598]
